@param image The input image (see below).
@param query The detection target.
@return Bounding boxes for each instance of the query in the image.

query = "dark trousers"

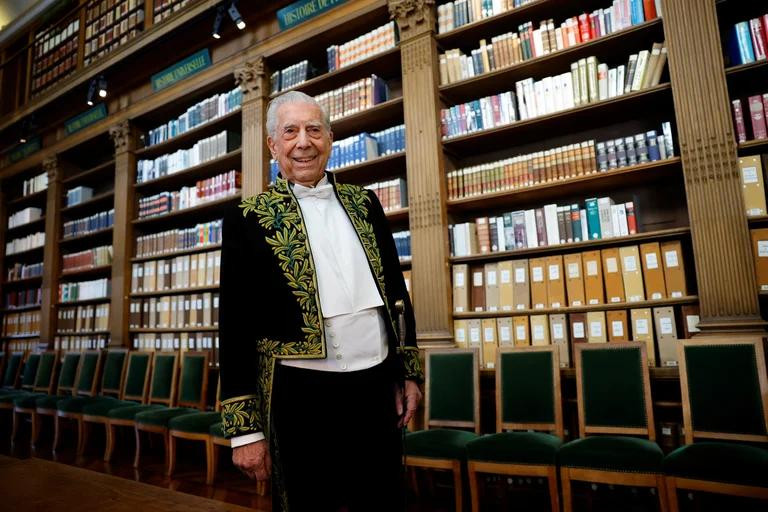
[272,362,404,512]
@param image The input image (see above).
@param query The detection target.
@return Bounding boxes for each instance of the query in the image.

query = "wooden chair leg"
[163,430,171,475]
[467,462,480,512]
[657,474,669,512]
[77,418,88,457]
[409,465,420,498]
[31,411,40,448]
[205,438,215,485]
[547,466,561,512]
[666,476,680,512]
[561,467,573,512]
[104,423,115,462]
[53,415,61,453]
[167,434,176,477]
[133,427,141,468]
[452,461,463,512]
[11,411,21,444]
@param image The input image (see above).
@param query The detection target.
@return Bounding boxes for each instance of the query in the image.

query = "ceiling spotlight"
[19,136,27,144]
[212,5,224,39]
[98,75,107,98]
[228,1,245,30]
[86,78,96,106]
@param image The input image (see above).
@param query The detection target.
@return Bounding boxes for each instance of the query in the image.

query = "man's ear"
[267,136,276,158]
[328,130,333,145]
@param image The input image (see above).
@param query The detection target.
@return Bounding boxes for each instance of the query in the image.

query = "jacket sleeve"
[365,190,423,383]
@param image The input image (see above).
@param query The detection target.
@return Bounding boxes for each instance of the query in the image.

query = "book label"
[470,327,481,342]
[645,252,659,269]
[516,326,527,340]
[586,261,598,276]
[590,322,602,337]
[515,268,526,283]
[605,257,618,273]
[573,322,585,338]
[484,327,495,341]
[665,250,679,267]
[612,321,624,336]
[659,317,674,334]
[500,326,511,342]
[553,323,564,338]
[500,270,511,283]
[532,266,544,282]
[533,325,545,340]
[742,166,759,184]
[623,256,637,272]
[758,240,768,257]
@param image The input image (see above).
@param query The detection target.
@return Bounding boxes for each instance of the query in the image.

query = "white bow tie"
[293,183,334,200]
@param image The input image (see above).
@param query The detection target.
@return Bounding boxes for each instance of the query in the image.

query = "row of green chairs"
[406,338,768,512]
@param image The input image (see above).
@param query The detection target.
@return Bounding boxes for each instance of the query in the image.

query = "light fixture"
[212,5,224,39]
[18,116,36,144]
[227,0,245,30]
[19,136,27,144]
[97,75,107,98]
[86,78,96,106]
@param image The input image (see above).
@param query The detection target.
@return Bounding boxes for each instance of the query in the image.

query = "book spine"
[733,99,747,143]
[749,95,768,139]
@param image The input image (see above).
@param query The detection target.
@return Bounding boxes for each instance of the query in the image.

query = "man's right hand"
[233,439,271,481]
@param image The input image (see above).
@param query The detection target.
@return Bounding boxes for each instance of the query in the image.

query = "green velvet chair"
[0,351,25,394]
[80,351,153,457]
[52,350,103,453]
[134,351,210,473]
[11,350,59,443]
[466,345,563,512]
[0,353,41,412]
[32,351,81,448]
[405,348,480,512]
[559,342,667,512]
[104,351,178,462]
[664,337,768,510]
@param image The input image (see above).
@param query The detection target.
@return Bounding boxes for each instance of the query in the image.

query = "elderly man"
[218,90,423,512]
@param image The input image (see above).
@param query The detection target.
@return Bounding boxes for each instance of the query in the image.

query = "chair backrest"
[177,351,210,410]
[496,345,563,437]
[424,348,480,433]
[148,352,179,406]
[574,343,654,440]
[74,350,103,397]
[121,351,153,402]
[19,353,41,391]
[678,337,768,445]
[99,349,128,397]
[57,352,82,395]
[2,351,25,389]
[32,351,59,394]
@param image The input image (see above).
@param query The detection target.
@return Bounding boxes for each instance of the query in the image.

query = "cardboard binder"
[586,311,607,343]
[630,308,656,366]
[606,310,629,341]
[482,318,498,369]
[570,312,587,345]
[470,264,486,312]
[485,263,500,312]
[601,248,625,303]
[545,255,566,308]
[512,259,531,310]
[653,306,679,367]
[739,155,767,216]
[582,250,605,305]
[498,260,515,311]
[453,319,468,348]
[467,318,483,367]
[513,316,530,347]
[549,313,570,367]
[496,317,514,347]
[660,241,687,298]
[619,245,645,302]
[639,242,667,300]
[680,304,700,339]
[530,314,551,345]
[751,228,768,291]
[529,257,548,309]
[452,264,469,312]
[564,252,586,306]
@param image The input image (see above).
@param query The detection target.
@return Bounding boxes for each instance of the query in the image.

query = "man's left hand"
[396,379,423,428]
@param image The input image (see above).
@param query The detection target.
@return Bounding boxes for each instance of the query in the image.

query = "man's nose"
[296,129,311,147]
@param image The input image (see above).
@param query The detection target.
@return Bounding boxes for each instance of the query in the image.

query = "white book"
[453,224,466,256]
[617,65,625,96]
[597,197,615,238]
[631,50,650,91]
[543,76,556,114]
[580,209,589,242]
[654,0,662,17]
[608,67,618,98]
[610,204,622,237]
[555,27,564,51]
[562,73,575,109]
[624,54,638,93]
[597,63,609,100]
[532,28,544,57]
[543,204,560,246]
[598,8,607,35]
[524,79,538,118]
[496,216,507,251]
[616,203,629,236]
[524,209,538,248]
[515,81,528,119]
[534,80,546,116]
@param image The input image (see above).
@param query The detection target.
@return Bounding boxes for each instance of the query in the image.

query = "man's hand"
[396,379,423,428]
[232,440,271,481]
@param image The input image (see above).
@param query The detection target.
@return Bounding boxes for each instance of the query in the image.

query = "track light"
[19,136,27,144]
[212,5,224,39]
[18,116,36,144]
[98,75,107,98]
[227,0,245,30]
[86,78,96,106]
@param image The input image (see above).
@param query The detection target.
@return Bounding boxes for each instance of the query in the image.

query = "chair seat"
[559,436,664,473]
[466,432,562,466]
[36,395,70,410]
[107,404,165,420]
[169,411,222,434]
[82,399,140,417]
[210,422,225,438]
[664,442,768,487]
[0,391,34,403]
[405,429,479,459]
[135,407,198,428]
[57,396,119,413]
[12,393,46,408]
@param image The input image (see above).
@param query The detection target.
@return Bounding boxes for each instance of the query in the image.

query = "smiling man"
[218,91,423,512]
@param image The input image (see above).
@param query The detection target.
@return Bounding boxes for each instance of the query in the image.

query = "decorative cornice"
[234,58,266,97]
[388,0,435,40]
[42,155,57,180]
[109,120,131,153]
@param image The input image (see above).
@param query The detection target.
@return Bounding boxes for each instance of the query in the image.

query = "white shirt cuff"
[229,432,265,448]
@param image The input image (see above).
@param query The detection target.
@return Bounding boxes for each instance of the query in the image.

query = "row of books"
[145,87,242,147]
[136,130,241,183]
[436,0,535,34]
[450,196,638,257]
[364,179,408,212]
[129,292,219,329]
[57,303,110,333]
[135,219,222,258]
[6,233,45,256]
[6,340,45,352]
[65,185,94,207]
[441,44,666,138]
[725,11,768,66]
[8,207,43,229]
[325,124,407,171]
[732,92,768,143]
[270,60,316,93]
[453,241,688,316]
[393,230,411,260]
[137,170,241,219]
[84,7,144,65]
[2,311,41,337]
[34,18,78,59]
[131,250,221,293]
[327,21,398,72]
[23,172,48,196]
[153,0,190,23]
[132,333,218,359]
[59,278,110,303]
[440,2,662,85]
[62,209,114,239]
[7,262,44,282]
[85,0,141,41]
[315,75,390,122]
[447,123,673,200]
[53,336,109,351]
[31,18,78,92]
[4,287,42,309]
[454,304,697,370]
[62,245,113,273]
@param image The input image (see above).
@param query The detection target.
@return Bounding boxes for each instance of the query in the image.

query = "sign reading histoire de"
[65,103,107,135]
[10,137,41,164]
[151,49,212,92]
[277,0,348,31]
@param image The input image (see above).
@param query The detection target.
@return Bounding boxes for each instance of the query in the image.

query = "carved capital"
[388,0,435,40]
[42,155,58,180]
[109,120,132,153]
[235,58,266,97]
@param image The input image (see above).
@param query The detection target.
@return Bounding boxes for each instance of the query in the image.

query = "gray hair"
[265,91,331,138]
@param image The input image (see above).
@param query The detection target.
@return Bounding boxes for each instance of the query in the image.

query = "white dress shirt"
[231,176,390,448]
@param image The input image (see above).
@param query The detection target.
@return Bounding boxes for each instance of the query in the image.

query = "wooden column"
[40,155,63,345]
[390,0,452,346]
[663,0,765,332]
[109,120,139,347]
[235,57,270,197]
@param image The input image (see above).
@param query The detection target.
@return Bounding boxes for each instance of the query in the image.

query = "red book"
[643,0,657,20]
[749,95,768,140]
[490,94,502,126]
[763,15,768,46]
[625,202,637,234]
[578,13,591,43]
[732,99,747,143]
[589,12,600,38]
[749,18,767,61]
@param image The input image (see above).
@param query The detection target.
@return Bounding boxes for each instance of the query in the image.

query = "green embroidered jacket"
[219,173,422,440]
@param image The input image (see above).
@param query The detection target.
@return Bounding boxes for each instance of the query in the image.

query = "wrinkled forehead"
[276,101,325,128]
